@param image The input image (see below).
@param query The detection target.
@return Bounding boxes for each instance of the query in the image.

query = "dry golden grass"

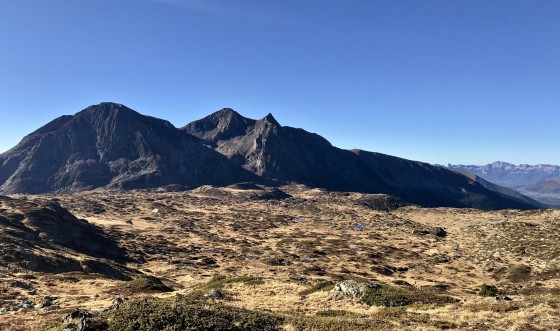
[0,185,559,330]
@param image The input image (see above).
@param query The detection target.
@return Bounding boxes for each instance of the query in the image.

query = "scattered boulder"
[10,280,32,290]
[412,229,430,236]
[495,295,512,301]
[264,257,287,266]
[37,296,56,308]
[352,224,365,231]
[64,309,93,324]
[306,265,326,276]
[196,257,217,266]
[433,227,447,238]
[204,289,224,299]
[371,265,396,276]
[331,280,377,298]
[109,297,125,310]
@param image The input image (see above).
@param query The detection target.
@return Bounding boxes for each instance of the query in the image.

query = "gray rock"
[37,296,56,308]
[10,280,32,290]
[18,300,34,309]
[63,324,78,331]
[433,227,447,238]
[63,309,93,324]
[330,280,376,298]
[204,289,224,298]
[495,295,512,301]
[0,307,8,315]
[109,297,125,310]
[352,224,365,231]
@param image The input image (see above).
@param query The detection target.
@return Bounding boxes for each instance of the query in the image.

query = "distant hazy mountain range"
[0,102,543,210]
[448,162,560,207]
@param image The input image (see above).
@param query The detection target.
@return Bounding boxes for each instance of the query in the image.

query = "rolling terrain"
[0,187,559,330]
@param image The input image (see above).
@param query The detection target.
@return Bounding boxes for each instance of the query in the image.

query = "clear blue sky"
[0,0,558,165]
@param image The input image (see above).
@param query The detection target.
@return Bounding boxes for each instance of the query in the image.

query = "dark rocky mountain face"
[184,110,541,210]
[0,103,256,194]
[184,110,389,193]
[182,108,257,144]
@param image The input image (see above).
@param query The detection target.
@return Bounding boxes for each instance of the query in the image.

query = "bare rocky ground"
[0,184,559,330]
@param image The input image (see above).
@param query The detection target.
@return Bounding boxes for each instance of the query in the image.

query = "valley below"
[1,184,559,330]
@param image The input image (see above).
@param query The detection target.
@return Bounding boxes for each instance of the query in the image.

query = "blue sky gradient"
[0,0,558,164]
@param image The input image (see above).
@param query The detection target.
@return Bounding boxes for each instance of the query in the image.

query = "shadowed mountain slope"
[184,109,540,210]
[0,103,256,194]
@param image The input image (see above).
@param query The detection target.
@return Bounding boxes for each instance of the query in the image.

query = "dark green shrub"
[315,309,356,317]
[508,265,532,282]
[108,296,283,331]
[361,284,456,307]
[478,284,499,297]
[299,281,335,296]
[128,275,172,292]
[197,276,264,290]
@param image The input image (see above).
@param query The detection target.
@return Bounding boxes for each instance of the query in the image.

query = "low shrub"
[478,284,499,297]
[197,276,265,290]
[361,284,456,307]
[299,281,335,296]
[108,296,283,331]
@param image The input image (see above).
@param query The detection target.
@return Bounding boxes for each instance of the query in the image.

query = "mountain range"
[448,162,560,207]
[0,102,543,210]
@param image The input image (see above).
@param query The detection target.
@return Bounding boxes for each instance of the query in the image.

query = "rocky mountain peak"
[78,102,145,122]
[182,108,255,143]
[215,107,239,116]
[261,113,280,126]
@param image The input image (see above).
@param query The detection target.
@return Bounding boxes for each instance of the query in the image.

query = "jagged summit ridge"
[261,113,280,126]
